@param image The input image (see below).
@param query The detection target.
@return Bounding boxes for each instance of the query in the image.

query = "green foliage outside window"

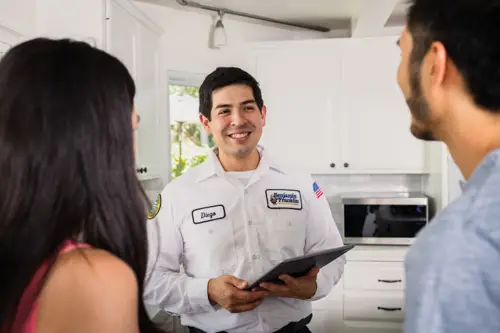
[169,84,215,179]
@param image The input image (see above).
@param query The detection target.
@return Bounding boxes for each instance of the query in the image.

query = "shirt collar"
[196,145,285,183]
[461,148,500,193]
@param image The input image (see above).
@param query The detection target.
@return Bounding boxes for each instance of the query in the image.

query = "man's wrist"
[207,278,216,305]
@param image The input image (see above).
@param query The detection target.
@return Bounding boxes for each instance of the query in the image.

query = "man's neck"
[442,108,500,180]
[217,148,260,172]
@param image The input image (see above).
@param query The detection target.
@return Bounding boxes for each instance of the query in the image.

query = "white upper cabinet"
[340,36,427,173]
[106,0,164,181]
[253,37,429,174]
[257,42,343,174]
[35,0,166,181]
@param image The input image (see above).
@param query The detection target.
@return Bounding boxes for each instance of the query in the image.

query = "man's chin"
[410,123,437,142]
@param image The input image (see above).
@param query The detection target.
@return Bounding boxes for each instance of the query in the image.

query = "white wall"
[135,2,332,75]
[0,0,37,35]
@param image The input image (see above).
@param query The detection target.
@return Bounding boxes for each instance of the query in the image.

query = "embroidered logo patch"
[265,189,302,210]
[192,205,226,224]
[148,194,161,219]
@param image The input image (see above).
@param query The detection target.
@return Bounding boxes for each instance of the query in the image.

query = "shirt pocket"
[268,209,307,261]
[183,216,238,276]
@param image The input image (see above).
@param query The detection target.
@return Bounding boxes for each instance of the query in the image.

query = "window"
[169,84,215,179]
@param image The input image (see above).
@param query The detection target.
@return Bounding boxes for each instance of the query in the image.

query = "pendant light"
[212,11,227,48]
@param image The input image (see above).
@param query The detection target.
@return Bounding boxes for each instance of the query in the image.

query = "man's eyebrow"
[241,100,256,106]
[215,103,232,109]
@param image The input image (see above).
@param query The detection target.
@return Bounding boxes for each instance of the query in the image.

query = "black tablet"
[246,244,355,290]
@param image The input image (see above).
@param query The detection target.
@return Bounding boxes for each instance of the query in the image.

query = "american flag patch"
[313,181,323,198]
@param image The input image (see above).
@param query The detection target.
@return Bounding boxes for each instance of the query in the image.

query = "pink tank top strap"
[59,239,91,254]
[12,240,91,333]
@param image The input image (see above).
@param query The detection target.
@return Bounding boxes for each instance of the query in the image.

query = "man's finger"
[278,274,297,286]
[230,288,268,304]
[226,276,249,289]
[306,266,320,278]
[227,299,263,313]
[259,282,290,293]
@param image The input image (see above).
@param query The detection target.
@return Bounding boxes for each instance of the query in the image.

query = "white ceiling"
[137,0,410,35]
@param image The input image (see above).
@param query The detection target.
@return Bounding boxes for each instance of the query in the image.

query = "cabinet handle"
[344,163,349,168]
[330,163,336,168]
[378,279,402,283]
[377,307,402,312]
[144,167,148,173]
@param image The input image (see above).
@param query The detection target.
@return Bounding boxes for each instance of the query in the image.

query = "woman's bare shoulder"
[37,248,139,333]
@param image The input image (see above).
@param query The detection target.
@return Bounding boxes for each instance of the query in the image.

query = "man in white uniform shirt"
[145,67,345,333]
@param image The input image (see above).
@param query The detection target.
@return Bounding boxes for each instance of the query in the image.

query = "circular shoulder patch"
[148,194,162,219]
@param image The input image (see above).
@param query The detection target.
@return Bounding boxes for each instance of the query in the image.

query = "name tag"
[266,189,302,210]
[192,205,226,224]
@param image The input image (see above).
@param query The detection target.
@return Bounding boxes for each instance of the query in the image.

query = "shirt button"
[248,220,253,226]
[252,254,260,260]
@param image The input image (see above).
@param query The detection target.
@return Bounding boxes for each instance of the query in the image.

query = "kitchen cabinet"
[341,246,407,333]
[106,0,164,180]
[340,37,427,173]
[254,36,429,174]
[36,0,166,181]
[309,246,408,333]
[256,42,343,174]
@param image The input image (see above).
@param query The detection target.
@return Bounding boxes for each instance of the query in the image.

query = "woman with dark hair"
[0,38,161,333]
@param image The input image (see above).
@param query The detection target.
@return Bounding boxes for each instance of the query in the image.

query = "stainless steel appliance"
[342,193,429,245]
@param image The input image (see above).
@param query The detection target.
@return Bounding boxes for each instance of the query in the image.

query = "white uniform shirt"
[145,147,345,333]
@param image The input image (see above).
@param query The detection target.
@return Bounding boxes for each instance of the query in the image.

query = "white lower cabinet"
[312,247,408,333]
[342,258,405,333]
[344,291,404,324]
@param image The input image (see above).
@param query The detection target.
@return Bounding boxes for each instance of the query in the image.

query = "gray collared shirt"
[404,149,500,333]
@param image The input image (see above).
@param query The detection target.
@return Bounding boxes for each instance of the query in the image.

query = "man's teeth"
[230,133,249,138]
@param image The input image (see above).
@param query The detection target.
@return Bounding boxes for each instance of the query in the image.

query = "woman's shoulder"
[36,246,139,333]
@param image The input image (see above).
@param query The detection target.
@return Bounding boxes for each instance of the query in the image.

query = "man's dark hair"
[407,0,500,112]
[199,67,264,120]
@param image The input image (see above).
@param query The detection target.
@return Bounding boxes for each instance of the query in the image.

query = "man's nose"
[230,110,246,126]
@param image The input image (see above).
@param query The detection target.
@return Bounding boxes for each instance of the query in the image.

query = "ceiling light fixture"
[212,11,227,48]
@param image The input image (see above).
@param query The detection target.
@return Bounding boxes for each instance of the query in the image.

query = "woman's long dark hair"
[0,38,160,332]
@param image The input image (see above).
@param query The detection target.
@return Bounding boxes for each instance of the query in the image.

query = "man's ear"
[200,113,212,134]
[261,104,267,127]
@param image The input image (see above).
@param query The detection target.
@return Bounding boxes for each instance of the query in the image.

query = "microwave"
[342,194,429,245]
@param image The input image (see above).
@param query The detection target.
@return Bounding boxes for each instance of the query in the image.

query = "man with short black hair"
[397,0,500,332]
[145,67,344,333]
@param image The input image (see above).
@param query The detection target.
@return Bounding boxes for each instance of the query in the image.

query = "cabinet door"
[135,23,162,180]
[255,44,343,174]
[340,37,428,173]
[108,1,137,78]
[108,0,163,180]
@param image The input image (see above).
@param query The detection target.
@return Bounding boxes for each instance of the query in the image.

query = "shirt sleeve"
[404,223,500,333]
[303,178,345,301]
[143,190,216,316]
